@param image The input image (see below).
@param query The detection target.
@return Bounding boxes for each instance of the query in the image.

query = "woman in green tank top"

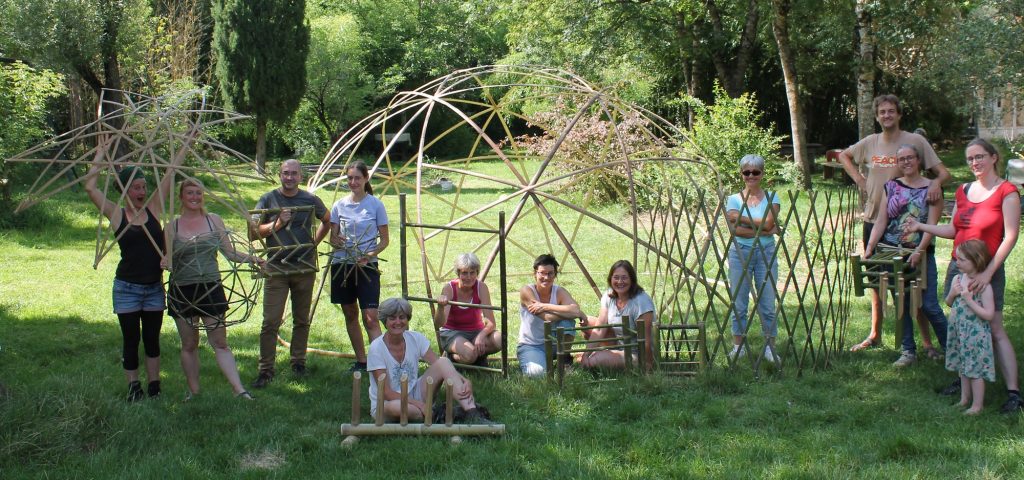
[165,179,264,400]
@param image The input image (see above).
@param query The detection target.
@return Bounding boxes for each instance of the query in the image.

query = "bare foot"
[956,400,970,408]
[963,407,983,416]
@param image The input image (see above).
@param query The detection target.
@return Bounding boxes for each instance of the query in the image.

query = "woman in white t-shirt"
[367,297,492,424]
[580,260,655,370]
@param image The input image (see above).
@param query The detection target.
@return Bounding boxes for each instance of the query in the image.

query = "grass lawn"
[2,151,1024,478]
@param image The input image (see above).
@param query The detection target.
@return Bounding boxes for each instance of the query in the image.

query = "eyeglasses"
[742,170,762,177]
[897,155,917,163]
[966,154,989,164]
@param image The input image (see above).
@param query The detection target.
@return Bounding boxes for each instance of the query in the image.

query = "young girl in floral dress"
[944,239,996,415]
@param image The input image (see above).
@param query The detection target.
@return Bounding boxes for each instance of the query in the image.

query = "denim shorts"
[112,278,166,314]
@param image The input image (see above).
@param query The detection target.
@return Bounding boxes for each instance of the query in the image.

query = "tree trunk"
[771,0,811,190]
[855,0,876,139]
[256,116,267,174]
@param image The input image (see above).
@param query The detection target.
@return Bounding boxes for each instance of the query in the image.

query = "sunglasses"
[742,170,762,177]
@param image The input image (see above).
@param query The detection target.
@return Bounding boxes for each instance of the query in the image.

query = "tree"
[285,13,373,159]
[2,0,154,130]
[212,0,309,172]
[854,0,875,139]
[770,0,810,189]
[0,62,64,202]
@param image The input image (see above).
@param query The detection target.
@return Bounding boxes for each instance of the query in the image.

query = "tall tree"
[770,0,810,189]
[854,0,875,139]
[212,0,309,172]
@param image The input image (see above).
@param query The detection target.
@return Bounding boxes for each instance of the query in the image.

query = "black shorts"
[168,281,228,319]
[862,222,873,250]
[439,329,482,352]
[330,263,381,309]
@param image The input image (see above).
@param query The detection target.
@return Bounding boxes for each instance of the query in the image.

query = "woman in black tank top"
[83,133,194,401]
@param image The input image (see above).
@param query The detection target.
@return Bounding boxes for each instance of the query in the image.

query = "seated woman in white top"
[367,297,492,424]
[517,254,586,377]
[580,260,655,370]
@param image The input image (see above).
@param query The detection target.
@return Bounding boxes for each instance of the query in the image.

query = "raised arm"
[147,128,199,217]
[434,283,455,330]
[477,281,497,332]
[84,138,120,223]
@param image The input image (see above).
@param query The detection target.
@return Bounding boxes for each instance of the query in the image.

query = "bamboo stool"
[650,321,706,376]
[851,247,924,346]
[544,316,647,388]
[340,371,505,447]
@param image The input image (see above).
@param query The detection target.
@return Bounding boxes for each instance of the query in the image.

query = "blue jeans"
[516,319,574,378]
[901,251,947,354]
[728,242,778,338]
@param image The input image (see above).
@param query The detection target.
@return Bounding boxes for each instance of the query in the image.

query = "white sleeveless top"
[518,284,563,346]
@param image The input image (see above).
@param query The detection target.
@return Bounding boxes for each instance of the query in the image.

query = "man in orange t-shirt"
[840,94,951,352]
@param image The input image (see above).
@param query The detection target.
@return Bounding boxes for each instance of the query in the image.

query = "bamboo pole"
[351,371,362,425]
[400,373,409,427]
[424,376,435,427]
[445,379,454,427]
[340,423,505,436]
[375,373,386,427]
[499,210,508,377]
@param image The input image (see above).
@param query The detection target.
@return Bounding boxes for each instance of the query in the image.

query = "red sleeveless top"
[442,279,484,331]
[952,181,1020,258]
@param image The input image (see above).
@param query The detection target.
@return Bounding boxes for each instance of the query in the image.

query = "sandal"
[923,346,942,360]
[237,390,255,401]
[849,337,880,352]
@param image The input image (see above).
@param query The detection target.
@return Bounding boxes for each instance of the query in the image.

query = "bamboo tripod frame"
[399,193,509,376]
[850,247,924,347]
[340,371,505,446]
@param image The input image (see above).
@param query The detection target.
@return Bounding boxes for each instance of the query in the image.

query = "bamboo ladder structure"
[399,193,510,376]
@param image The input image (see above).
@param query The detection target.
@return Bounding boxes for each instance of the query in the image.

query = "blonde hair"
[956,239,991,273]
[178,178,207,214]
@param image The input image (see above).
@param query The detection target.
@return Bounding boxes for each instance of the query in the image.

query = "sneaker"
[348,362,367,373]
[147,381,161,398]
[727,345,747,362]
[999,393,1023,414]
[763,346,779,365]
[126,381,144,402]
[463,407,496,426]
[251,371,274,389]
[892,351,916,368]
[291,364,307,377]
[939,379,961,396]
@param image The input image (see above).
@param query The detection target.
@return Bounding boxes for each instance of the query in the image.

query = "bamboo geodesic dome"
[309,65,856,374]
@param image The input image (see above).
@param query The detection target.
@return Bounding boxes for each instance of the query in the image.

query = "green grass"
[2,154,1024,478]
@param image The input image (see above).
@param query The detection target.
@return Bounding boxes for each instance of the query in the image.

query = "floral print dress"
[944,277,995,382]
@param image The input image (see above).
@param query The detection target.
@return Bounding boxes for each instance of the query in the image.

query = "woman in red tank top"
[907,138,1022,413]
[433,253,502,365]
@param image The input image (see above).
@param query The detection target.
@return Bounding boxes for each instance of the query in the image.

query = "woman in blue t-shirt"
[725,154,781,364]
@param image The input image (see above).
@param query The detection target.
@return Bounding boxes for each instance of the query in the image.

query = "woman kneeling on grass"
[368,297,493,424]
[580,260,655,370]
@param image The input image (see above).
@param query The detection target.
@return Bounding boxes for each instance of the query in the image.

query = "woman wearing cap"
[84,134,191,401]
[725,154,782,364]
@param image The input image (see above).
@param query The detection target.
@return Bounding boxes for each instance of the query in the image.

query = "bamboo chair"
[851,246,923,346]
[544,315,648,388]
[650,321,706,376]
